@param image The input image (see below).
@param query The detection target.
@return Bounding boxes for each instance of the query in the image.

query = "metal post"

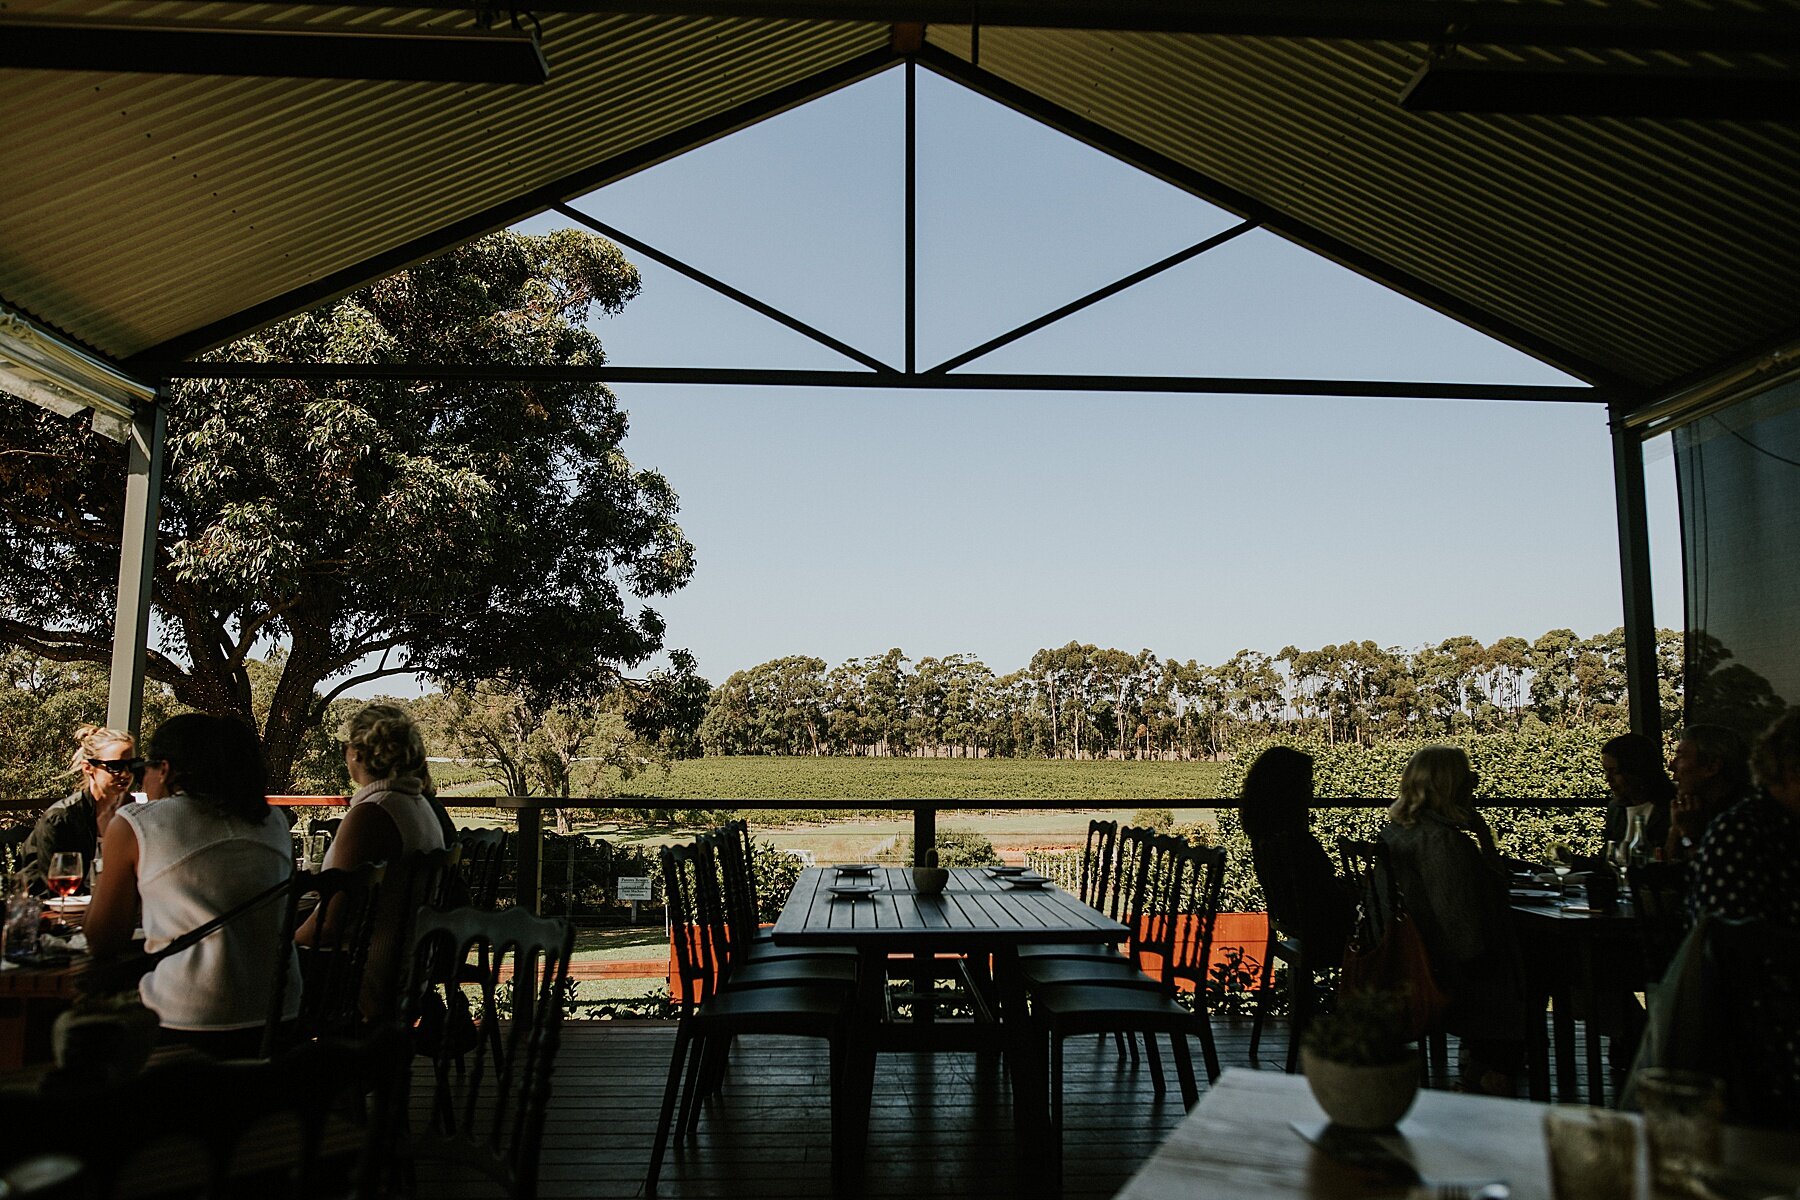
[107,397,166,734]
[912,805,936,863]
[905,57,916,376]
[1610,409,1661,740]
[515,803,543,913]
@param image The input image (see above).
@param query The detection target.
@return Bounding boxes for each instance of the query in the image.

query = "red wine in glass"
[48,875,81,898]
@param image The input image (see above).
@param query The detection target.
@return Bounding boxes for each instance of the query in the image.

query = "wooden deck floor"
[462,1016,1616,1200]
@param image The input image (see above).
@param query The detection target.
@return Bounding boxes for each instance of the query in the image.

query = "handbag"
[1338,889,1450,1041]
[77,877,292,997]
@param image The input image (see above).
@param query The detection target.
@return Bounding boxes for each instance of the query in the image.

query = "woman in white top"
[87,713,300,1057]
[310,703,448,1016]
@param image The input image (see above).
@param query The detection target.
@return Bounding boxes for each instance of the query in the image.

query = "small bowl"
[911,867,949,895]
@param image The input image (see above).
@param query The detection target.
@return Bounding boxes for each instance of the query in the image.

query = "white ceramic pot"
[1300,1046,1419,1130]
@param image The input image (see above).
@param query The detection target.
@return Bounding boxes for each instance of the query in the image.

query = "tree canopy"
[0,230,694,788]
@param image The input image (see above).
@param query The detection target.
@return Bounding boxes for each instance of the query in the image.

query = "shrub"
[892,829,1002,867]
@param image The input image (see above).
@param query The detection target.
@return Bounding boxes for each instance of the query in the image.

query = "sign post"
[617,875,653,924]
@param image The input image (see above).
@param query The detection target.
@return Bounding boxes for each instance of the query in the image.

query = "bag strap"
[138,876,292,966]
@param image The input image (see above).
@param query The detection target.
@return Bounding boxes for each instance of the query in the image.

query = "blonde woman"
[305,703,448,1018]
[19,724,140,896]
[1381,745,1526,1093]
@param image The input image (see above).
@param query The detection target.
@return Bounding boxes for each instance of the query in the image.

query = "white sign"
[617,876,654,902]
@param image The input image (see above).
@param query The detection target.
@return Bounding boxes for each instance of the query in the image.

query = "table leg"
[849,947,885,1164]
[992,947,1049,1197]
[1552,989,1579,1101]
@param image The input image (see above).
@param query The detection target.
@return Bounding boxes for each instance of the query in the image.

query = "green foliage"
[894,829,1002,867]
[0,228,691,789]
[617,756,1224,801]
[1302,988,1413,1066]
[1132,807,1176,832]
[0,650,182,800]
[1217,728,1619,801]
[1203,944,1265,1020]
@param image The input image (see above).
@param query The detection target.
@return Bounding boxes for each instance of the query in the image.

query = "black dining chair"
[454,827,510,910]
[265,862,386,1056]
[1030,838,1227,1190]
[714,818,854,966]
[396,905,575,1200]
[1247,849,1334,1073]
[647,841,859,1197]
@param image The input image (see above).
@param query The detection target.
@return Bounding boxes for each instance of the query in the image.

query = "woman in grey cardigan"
[1381,745,1527,1094]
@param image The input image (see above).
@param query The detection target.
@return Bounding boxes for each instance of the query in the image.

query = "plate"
[1002,877,1052,890]
[46,896,90,910]
[828,884,876,899]
[833,864,877,875]
[986,866,1028,876]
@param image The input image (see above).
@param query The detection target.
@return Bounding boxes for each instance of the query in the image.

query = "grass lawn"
[614,755,1225,801]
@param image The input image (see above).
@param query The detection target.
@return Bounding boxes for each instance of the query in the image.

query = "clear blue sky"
[367,65,1683,693]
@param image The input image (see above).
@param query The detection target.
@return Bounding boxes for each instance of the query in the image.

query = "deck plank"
[415,1015,1612,1199]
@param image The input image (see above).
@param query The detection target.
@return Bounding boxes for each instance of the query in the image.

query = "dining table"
[1113,1067,1800,1200]
[771,864,1129,1189]
[1509,876,1647,1104]
[0,897,90,1070]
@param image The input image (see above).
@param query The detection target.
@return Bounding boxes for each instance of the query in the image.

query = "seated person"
[1599,731,1673,856]
[1690,708,1800,1124]
[1381,745,1527,1094]
[303,703,448,1018]
[1666,724,1752,862]
[1239,746,1352,965]
[87,714,299,1058]
[18,724,139,896]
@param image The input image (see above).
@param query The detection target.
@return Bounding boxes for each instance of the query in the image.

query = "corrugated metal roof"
[921,19,1800,389]
[3,2,1799,393]
[2,5,890,359]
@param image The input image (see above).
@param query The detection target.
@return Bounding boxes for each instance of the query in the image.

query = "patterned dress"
[1691,793,1800,1124]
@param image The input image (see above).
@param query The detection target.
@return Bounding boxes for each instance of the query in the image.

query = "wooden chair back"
[1336,836,1398,948]
[401,906,575,1199]
[714,819,762,951]
[1165,842,1228,995]
[1077,819,1120,912]
[266,862,385,1055]
[662,841,727,1010]
[0,822,33,875]
[455,827,510,910]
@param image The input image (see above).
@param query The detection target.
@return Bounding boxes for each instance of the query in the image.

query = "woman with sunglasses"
[18,724,140,896]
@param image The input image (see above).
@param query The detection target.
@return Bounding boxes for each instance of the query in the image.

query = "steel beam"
[107,398,166,735]
[126,46,903,365]
[271,2,1800,54]
[148,360,1606,402]
[914,44,1643,397]
[1401,57,1800,122]
[925,220,1257,374]
[555,206,893,371]
[1610,406,1661,742]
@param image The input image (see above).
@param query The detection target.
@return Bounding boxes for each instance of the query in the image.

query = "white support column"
[107,397,167,734]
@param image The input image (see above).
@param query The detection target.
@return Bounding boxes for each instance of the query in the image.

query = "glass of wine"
[1553,863,1573,897]
[47,851,84,904]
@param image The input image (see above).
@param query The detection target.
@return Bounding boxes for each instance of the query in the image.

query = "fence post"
[503,798,544,914]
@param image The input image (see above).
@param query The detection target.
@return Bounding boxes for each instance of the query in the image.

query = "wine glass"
[47,852,84,903]
[1552,863,1574,898]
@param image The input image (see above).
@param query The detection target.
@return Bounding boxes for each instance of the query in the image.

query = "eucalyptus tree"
[0,229,692,788]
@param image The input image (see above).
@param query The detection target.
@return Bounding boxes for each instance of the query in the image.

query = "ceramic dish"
[46,896,90,910]
[828,884,876,899]
[1001,877,1051,890]
[985,866,1028,876]
[834,864,877,875]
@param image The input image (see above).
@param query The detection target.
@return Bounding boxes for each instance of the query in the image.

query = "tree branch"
[316,665,419,709]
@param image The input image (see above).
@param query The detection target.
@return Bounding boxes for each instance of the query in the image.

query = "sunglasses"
[87,757,147,776]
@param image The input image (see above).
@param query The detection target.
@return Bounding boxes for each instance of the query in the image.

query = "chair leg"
[1170,1029,1200,1108]
[1142,1029,1165,1095]
[647,1023,693,1196]
[677,1031,710,1137]
[1050,1031,1066,1200]
[1196,1010,1221,1084]
[1284,964,1311,1075]
[1249,932,1278,1064]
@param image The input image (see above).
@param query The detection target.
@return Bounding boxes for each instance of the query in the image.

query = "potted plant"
[1299,989,1419,1130]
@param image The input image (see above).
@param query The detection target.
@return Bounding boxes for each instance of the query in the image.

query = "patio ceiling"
[3,1,1799,401]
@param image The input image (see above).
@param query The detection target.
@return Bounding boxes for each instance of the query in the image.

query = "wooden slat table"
[1511,891,1646,1104]
[1115,1067,1800,1200]
[773,865,1129,1193]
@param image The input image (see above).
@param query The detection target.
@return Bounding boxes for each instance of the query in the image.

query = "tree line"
[696,629,1686,760]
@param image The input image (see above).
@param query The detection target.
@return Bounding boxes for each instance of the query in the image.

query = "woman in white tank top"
[87,714,300,1057]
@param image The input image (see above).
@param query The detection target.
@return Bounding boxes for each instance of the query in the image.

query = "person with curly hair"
[18,724,140,896]
[306,703,449,1017]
